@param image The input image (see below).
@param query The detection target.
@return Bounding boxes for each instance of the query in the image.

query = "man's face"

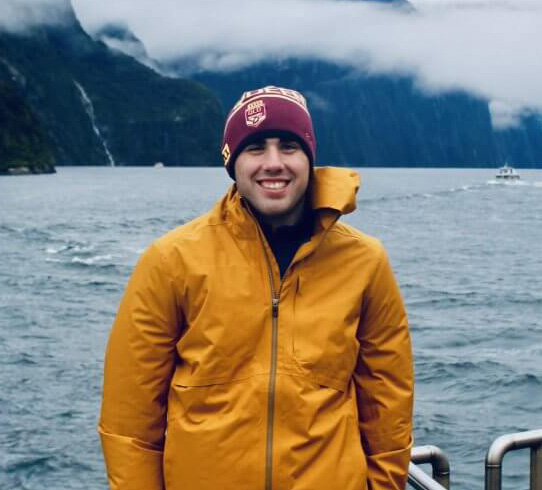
[235,137,310,228]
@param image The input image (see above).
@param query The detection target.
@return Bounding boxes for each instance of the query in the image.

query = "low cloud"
[489,100,532,129]
[69,0,542,128]
[4,0,542,129]
[0,0,72,33]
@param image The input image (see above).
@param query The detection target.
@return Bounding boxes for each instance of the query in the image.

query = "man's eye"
[245,144,265,152]
[281,141,300,151]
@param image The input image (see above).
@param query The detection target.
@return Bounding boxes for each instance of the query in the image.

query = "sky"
[1,0,541,128]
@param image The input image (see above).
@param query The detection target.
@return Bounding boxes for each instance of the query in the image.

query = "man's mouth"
[258,180,289,190]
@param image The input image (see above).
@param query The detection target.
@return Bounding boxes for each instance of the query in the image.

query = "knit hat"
[222,86,316,179]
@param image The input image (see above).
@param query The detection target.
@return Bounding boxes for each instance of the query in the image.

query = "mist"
[2,0,541,129]
[0,0,72,33]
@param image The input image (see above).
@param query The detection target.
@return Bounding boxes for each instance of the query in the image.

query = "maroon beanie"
[222,86,316,179]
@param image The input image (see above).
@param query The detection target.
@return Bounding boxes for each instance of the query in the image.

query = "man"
[99,85,413,490]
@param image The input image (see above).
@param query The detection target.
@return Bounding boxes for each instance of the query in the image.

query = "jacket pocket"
[291,274,360,384]
[179,264,267,382]
[164,374,266,490]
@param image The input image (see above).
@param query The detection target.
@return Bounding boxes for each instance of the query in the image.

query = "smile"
[258,180,289,190]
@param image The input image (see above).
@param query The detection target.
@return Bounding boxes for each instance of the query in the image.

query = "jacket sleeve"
[354,245,414,490]
[98,243,183,490]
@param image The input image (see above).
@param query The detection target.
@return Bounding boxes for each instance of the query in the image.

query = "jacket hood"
[310,166,361,215]
[221,166,361,226]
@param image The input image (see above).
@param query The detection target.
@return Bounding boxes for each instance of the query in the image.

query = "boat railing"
[408,429,542,490]
[485,429,542,490]
[409,445,450,490]
[411,445,451,489]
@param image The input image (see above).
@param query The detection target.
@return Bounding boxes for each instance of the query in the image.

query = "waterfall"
[74,81,116,167]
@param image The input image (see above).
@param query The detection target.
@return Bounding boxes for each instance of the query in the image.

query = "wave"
[403,280,542,309]
[358,178,542,207]
[404,286,488,308]
[39,236,123,270]
[70,254,114,265]
[416,358,502,375]
[408,294,542,310]
[357,182,492,206]
[3,353,37,366]
[46,253,118,270]
[0,224,19,235]
[487,179,524,186]
[45,243,95,255]
[496,372,542,388]
[487,179,542,188]
[64,256,118,271]
[0,225,51,242]
[415,355,542,391]
[3,455,55,474]
[3,451,94,480]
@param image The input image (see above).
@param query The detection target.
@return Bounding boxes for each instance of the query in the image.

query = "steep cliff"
[180,0,538,168]
[0,64,55,175]
[2,0,540,168]
[194,61,505,167]
[96,0,539,168]
[0,1,223,166]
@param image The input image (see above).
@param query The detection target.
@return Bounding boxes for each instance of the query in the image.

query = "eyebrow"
[245,137,300,148]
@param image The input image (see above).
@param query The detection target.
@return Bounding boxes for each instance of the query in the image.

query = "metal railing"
[411,445,451,489]
[485,429,542,490]
[409,462,449,490]
[409,445,450,490]
[408,429,542,490]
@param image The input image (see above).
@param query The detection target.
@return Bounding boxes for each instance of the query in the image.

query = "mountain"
[164,0,539,168]
[0,63,55,175]
[192,61,498,167]
[3,0,540,168]
[191,60,542,167]
[93,23,166,75]
[0,0,223,166]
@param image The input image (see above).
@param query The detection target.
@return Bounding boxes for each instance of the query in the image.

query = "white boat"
[495,163,520,180]
[153,162,165,168]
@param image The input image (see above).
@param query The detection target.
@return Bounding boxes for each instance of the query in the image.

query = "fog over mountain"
[1,0,540,129]
[2,0,541,168]
[0,0,222,167]
[0,0,71,32]
[66,0,542,129]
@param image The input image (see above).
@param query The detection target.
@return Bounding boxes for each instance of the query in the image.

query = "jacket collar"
[310,166,360,215]
[218,166,361,237]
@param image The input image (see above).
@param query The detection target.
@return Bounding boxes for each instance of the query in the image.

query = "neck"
[257,197,308,231]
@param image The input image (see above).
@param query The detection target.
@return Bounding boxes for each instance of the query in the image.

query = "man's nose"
[262,146,284,172]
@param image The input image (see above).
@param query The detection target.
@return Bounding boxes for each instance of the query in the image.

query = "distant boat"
[495,163,520,180]
[154,162,165,168]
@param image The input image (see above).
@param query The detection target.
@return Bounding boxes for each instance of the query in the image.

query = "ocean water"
[1,167,541,490]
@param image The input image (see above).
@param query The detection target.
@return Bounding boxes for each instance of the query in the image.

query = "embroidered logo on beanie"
[245,100,267,127]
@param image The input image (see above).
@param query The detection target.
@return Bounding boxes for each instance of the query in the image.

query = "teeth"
[260,181,287,189]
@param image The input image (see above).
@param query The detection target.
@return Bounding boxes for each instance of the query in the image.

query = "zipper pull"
[272,297,279,318]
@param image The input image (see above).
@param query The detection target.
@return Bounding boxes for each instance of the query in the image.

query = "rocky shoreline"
[1,164,56,176]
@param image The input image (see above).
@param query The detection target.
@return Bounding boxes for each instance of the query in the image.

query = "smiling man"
[235,137,309,226]
[99,86,414,490]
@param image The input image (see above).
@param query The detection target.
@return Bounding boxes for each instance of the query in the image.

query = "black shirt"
[258,210,314,277]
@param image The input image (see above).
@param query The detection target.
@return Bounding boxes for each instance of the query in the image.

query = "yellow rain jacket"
[99,166,413,490]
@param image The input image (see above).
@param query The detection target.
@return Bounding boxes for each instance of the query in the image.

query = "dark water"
[1,167,541,490]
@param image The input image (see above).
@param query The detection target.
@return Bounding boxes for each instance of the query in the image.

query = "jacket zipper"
[243,199,281,490]
[263,244,279,490]
[262,240,307,490]
[266,294,279,490]
[244,201,339,490]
